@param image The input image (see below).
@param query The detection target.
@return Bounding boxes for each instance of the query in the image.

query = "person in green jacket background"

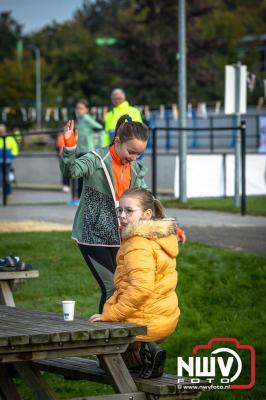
[103,89,142,146]
[74,99,103,200]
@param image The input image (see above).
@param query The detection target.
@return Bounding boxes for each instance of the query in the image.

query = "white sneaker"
[62,185,70,193]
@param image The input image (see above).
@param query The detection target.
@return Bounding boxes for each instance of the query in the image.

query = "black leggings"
[78,244,119,312]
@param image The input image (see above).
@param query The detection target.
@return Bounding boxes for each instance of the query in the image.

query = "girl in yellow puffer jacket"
[90,188,181,378]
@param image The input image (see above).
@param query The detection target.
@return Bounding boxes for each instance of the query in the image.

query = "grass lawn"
[0,231,265,399]
[161,195,266,217]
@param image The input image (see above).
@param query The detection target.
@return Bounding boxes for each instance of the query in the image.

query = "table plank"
[0,306,146,347]
[0,271,39,280]
[0,315,107,345]
[0,306,145,336]
[0,341,132,363]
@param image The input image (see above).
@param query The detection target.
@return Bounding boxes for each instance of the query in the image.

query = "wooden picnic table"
[0,270,39,307]
[0,304,147,400]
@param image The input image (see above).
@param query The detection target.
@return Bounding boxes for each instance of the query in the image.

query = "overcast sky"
[0,0,84,33]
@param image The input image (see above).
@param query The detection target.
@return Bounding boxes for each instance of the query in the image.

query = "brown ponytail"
[121,188,166,219]
[111,114,149,145]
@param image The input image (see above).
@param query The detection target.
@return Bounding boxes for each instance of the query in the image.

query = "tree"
[0,12,22,61]
[29,20,116,105]
[1,2,265,107]
[73,0,266,104]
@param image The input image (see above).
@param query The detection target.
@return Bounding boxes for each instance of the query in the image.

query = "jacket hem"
[72,237,120,247]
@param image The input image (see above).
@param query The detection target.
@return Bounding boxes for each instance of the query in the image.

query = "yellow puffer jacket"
[101,219,180,342]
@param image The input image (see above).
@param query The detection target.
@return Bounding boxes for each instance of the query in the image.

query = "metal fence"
[146,113,262,151]
[1,122,248,214]
[1,109,265,151]
[150,121,247,215]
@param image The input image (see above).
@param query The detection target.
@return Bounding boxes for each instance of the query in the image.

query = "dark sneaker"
[139,342,166,379]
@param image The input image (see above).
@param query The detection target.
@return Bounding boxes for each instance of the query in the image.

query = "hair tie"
[125,116,132,123]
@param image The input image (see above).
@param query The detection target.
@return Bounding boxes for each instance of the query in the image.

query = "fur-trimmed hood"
[122,219,177,240]
[121,219,178,258]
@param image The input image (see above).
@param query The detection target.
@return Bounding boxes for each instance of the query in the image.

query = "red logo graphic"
[192,337,256,389]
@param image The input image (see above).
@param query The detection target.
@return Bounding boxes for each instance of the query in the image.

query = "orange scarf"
[109,145,131,200]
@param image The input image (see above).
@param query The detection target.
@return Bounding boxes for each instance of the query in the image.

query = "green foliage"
[0,55,62,108]
[0,2,265,106]
[0,12,22,61]
[0,232,265,398]
[0,59,34,107]
[29,20,117,105]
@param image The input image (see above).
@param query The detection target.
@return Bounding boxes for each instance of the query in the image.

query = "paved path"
[168,208,266,256]
[1,191,266,256]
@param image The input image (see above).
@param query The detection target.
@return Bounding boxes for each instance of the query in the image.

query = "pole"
[234,125,241,207]
[234,62,241,207]
[30,46,42,130]
[222,153,227,198]
[209,116,214,153]
[165,111,171,150]
[178,0,187,202]
[152,128,157,197]
[255,115,260,149]
[2,136,7,206]
[240,121,246,216]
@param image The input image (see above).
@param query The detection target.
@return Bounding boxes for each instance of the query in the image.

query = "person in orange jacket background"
[90,188,181,379]
[57,132,71,192]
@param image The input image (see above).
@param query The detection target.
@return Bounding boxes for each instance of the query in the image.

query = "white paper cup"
[62,300,75,321]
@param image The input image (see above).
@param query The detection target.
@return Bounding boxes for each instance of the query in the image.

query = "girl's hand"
[176,227,186,244]
[89,314,102,322]
[63,120,78,147]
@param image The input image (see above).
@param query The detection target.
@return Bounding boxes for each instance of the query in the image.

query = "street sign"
[16,40,23,61]
[95,38,117,46]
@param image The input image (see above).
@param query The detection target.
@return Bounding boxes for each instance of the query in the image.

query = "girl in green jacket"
[61,115,149,311]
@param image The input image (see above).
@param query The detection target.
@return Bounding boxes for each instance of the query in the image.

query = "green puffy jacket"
[60,146,147,246]
[76,114,103,154]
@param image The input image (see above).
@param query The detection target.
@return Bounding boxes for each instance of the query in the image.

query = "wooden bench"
[35,357,208,399]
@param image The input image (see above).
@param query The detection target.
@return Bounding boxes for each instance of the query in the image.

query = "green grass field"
[0,232,265,399]
[161,195,266,217]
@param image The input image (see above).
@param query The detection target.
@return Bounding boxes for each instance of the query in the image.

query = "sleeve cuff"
[101,313,108,321]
